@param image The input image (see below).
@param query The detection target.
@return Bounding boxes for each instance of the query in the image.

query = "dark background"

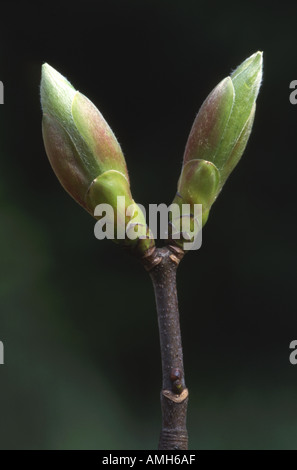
[0,0,296,449]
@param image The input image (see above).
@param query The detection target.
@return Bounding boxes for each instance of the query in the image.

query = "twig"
[141,245,189,450]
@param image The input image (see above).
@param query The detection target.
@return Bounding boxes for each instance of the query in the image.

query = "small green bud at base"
[87,170,153,254]
[171,160,220,244]
[175,160,220,213]
[86,170,132,216]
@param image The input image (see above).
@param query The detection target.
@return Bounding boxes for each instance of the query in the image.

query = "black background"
[0,0,296,449]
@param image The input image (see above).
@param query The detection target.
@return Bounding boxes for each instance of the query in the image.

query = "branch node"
[141,246,162,271]
[168,245,185,265]
[162,388,189,403]
[169,254,180,265]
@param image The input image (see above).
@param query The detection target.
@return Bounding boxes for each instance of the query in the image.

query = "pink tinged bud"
[183,77,234,165]
[71,93,129,179]
[42,113,91,211]
[171,52,263,230]
[183,52,262,183]
[40,63,129,210]
[41,63,155,254]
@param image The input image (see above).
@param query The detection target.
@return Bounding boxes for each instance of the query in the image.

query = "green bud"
[173,159,220,227]
[86,169,152,252]
[217,51,262,184]
[169,160,219,248]
[171,52,262,236]
[184,52,262,183]
[41,64,153,254]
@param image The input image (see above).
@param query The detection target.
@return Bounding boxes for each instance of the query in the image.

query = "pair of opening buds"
[40,52,262,256]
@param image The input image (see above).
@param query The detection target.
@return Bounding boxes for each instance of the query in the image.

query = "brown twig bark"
[141,245,188,450]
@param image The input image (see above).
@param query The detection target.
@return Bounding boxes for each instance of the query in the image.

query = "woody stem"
[142,246,188,450]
